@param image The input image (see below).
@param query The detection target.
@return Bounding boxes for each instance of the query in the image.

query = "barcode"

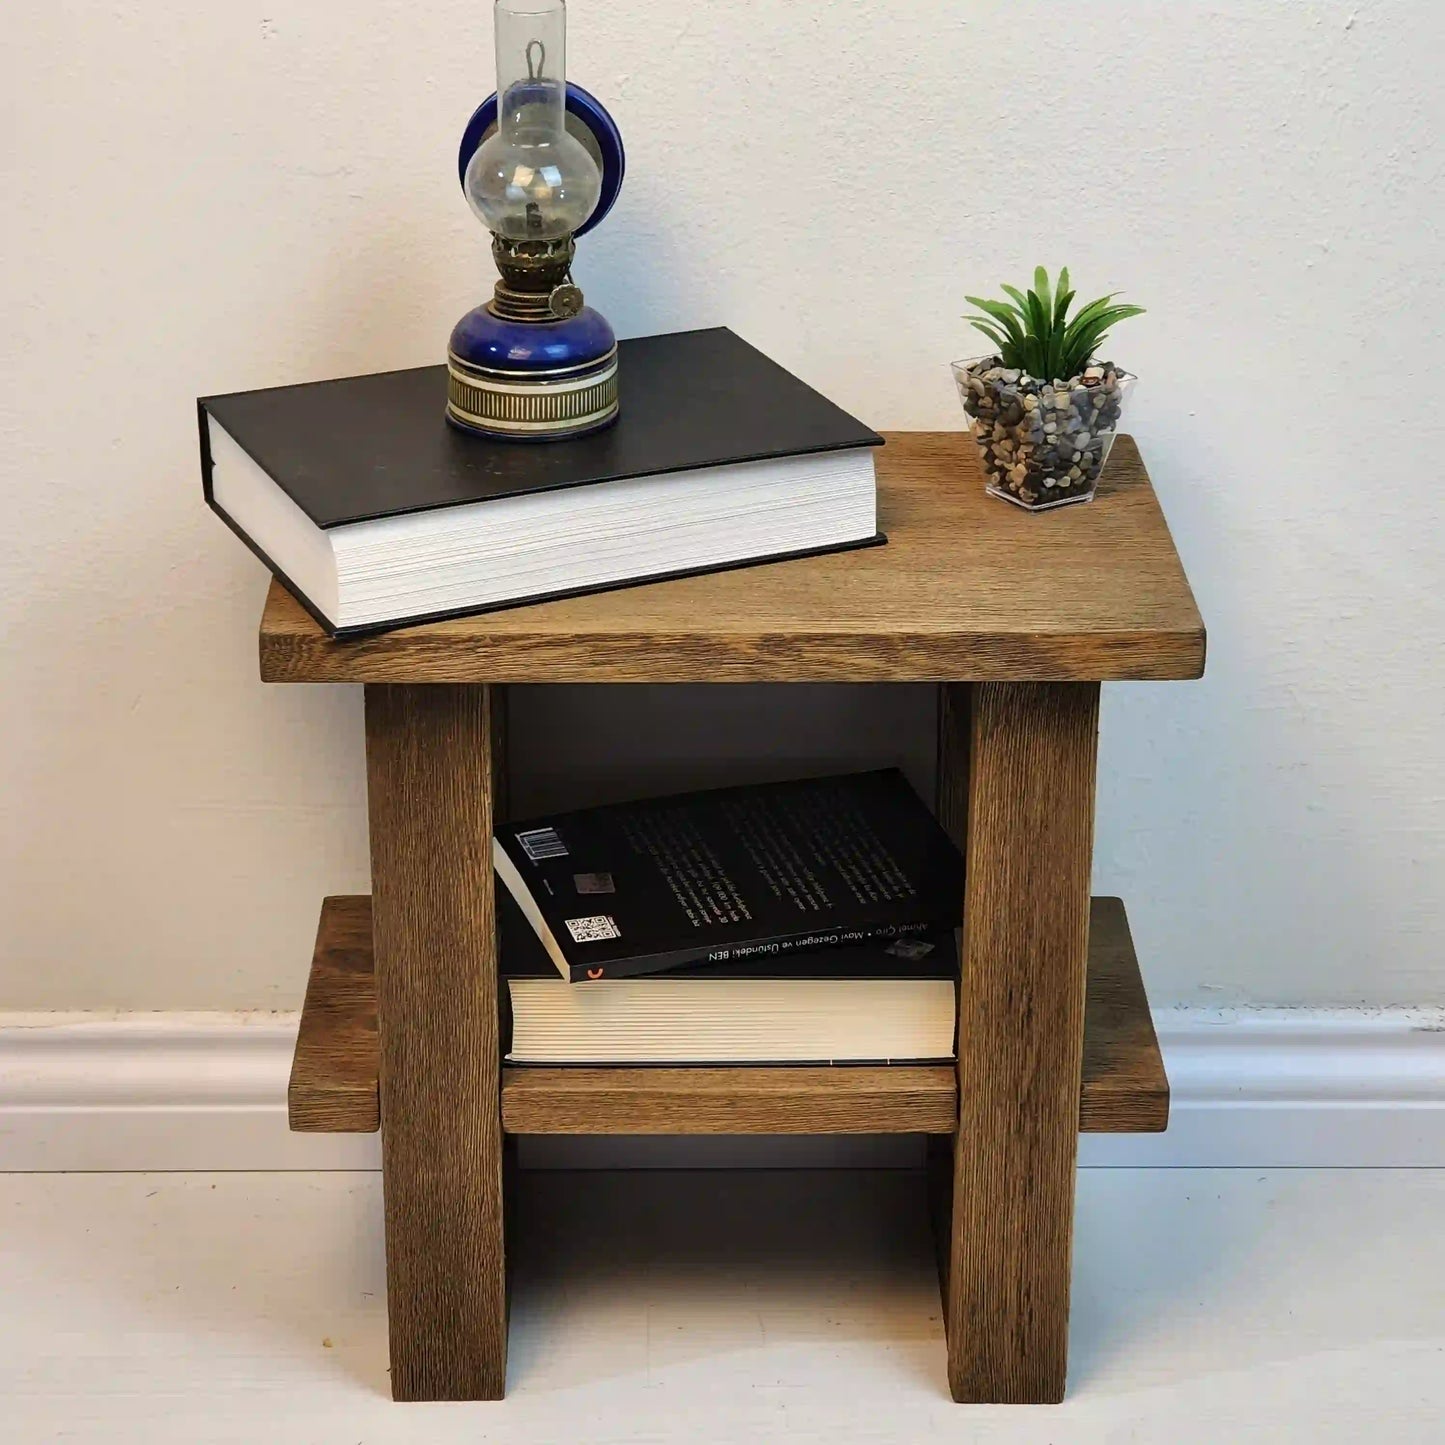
[565,914,621,944]
[517,826,567,862]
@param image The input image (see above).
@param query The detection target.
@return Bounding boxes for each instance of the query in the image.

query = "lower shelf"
[501,1063,961,1134]
[289,895,1168,1137]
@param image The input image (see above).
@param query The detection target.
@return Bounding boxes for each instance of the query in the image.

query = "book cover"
[493,769,965,983]
[199,327,882,529]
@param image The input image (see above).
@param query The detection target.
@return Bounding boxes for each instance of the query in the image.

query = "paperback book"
[493,769,964,984]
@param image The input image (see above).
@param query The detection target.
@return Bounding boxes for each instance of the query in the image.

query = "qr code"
[566,914,621,944]
[573,871,616,895]
[517,826,567,862]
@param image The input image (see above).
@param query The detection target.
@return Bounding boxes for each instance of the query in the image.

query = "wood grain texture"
[500,1065,958,1135]
[259,434,1205,685]
[943,681,1101,1404]
[285,895,1165,1137]
[935,683,970,849]
[287,896,379,1132]
[365,684,507,1401]
[1081,896,1170,1132]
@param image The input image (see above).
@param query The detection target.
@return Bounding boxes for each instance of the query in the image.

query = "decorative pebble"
[959,356,1129,509]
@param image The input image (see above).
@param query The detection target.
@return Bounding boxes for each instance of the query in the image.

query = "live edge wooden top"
[258,432,1204,685]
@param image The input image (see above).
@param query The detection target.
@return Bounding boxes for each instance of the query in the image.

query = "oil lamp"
[448,0,625,440]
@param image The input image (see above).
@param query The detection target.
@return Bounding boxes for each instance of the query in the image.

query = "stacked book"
[495,769,964,1067]
[199,327,883,636]
[198,326,958,1061]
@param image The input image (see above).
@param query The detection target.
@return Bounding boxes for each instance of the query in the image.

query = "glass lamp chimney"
[464,0,601,241]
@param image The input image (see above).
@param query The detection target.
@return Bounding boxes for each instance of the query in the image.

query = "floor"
[1,1168,1441,1444]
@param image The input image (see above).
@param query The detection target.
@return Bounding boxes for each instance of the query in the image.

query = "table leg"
[937,681,1101,1403]
[364,683,508,1401]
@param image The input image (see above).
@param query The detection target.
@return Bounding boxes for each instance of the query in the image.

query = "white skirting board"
[2,1008,1443,1172]
[0,1015,380,1173]
[1080,1009,1445,1169]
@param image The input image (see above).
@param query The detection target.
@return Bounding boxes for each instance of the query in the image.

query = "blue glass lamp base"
[446,304,619,442]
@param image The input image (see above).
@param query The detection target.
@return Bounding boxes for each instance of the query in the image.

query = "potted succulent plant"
[953,268,1144,510]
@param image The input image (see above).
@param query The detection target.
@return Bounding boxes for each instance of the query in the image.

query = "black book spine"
[561,918,937,983]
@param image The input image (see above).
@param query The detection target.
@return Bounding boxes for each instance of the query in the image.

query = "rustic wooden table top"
[258,432,1204,685]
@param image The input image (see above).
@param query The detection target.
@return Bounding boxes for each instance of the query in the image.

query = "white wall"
[3,1,1441,1010]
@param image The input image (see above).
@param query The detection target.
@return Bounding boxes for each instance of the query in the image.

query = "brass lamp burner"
[488,235,586,322]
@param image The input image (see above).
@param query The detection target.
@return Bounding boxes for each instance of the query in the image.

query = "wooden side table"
[270,432,1204,1404]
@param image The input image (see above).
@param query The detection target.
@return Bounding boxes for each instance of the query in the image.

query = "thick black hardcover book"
[493,769,965,983]
[200,328,882,528]
[198,328,885,637]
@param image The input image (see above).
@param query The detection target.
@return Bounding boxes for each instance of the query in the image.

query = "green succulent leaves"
[965,267,1143,382]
